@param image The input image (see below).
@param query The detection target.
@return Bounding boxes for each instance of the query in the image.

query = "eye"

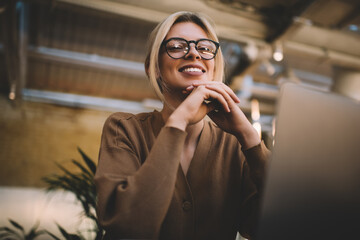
[166,39,188,52]
[168,44,185,51]
[197,46,213,53]
[197,41,216,53]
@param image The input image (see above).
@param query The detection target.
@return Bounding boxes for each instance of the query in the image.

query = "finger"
[203,84,237,111]
[211,84,240,103]
[186,85,195,91]
[202,88,230,112]
[221,85,240,103]
[182,85,195,94]
[193,82,240,103]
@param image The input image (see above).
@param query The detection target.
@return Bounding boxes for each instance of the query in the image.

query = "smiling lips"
[182,67,202,72]
[179,65,205,76]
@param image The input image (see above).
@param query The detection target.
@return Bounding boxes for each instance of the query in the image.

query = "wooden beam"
[27,46,147,77]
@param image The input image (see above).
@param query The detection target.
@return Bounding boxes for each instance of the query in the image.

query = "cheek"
[158,57,168,77]
[159,55,175,75]
[208,62,216,81]
[158,55,165,70]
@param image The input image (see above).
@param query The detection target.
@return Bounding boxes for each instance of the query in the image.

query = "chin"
[183,75,207,81]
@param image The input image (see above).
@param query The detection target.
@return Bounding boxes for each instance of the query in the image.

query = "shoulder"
[101,111,159,147]
[104,111,154,128]
[102,111,156,136]
[106,111,152,122]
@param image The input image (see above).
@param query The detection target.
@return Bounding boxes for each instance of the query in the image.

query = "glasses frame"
[162,37,220,60]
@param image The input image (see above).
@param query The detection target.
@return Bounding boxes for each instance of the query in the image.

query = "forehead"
[166,22,209,40]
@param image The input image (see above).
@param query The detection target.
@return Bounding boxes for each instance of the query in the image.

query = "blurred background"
[0,0,359,239]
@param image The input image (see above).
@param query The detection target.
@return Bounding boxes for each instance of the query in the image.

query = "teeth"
[183,68,202,72]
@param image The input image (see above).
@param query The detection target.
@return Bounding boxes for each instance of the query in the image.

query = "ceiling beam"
[335,6,360,29]
[57,0,168,23]
[27,46,147,77]
[285,41,360,70]
[263,0,316,42]
[22,88,154,113]
[56,0,268,45]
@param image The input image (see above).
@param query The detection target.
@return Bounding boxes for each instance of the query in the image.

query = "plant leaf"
[71,160,92,179]
[0,226,22,239]
[1,227,20,235]
[56,224,70,239]
[56,224,85,240]
[25,222,42,240]
[44,230,61,240]
[0,232,14,239]
[26,229,36,240]
[77,147,96,175]
[8,219,24,232]
[55,163,83,182]
[68,233,83,240]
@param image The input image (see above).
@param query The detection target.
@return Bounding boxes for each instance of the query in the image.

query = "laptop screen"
[257,83,360,240]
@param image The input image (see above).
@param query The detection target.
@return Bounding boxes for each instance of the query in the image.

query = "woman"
[95,11,270,240]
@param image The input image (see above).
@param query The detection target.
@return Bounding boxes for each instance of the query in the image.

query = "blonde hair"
[145,11,225,101]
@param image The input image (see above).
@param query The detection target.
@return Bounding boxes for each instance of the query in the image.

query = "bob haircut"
[145,11,225,101]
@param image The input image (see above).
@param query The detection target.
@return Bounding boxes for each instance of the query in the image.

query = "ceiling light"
[9,92,16,100]
[251,98,260,121]
[273,51,283,62]
[273,42,283,62]
[9,84,16,100]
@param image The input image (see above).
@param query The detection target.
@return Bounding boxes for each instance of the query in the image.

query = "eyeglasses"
[162,37,220,60]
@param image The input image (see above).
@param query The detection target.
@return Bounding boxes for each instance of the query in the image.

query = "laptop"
[257,83,360,240]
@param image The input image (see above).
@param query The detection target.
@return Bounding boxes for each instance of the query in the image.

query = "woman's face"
[159,22,215,92]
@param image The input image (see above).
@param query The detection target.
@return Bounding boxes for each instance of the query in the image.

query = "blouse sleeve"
[243,141,270,191]
[94,114,187,239]
[238,141,271,239]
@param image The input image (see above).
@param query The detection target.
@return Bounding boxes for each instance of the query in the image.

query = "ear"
[155,69,160,80]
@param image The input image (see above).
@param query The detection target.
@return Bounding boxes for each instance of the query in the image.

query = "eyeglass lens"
[165,39,218,60]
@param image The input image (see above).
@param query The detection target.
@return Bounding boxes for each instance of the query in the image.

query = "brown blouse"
[95,111,270,240]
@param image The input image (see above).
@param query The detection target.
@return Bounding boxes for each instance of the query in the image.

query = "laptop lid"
[257,83,360,240]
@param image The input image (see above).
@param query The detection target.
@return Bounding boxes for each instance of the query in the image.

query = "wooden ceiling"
[0,0,359,114]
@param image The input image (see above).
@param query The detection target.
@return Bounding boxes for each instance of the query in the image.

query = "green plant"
[46,223,85,240]
[0,219,48,240]
[42,147,104,240]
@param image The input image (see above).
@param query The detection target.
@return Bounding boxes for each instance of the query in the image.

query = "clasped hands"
[168,81,261,149]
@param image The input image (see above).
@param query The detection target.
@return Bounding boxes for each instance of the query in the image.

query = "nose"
[185,43,201,59]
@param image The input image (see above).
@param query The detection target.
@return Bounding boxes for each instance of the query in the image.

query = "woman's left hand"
[186,81,261,150]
